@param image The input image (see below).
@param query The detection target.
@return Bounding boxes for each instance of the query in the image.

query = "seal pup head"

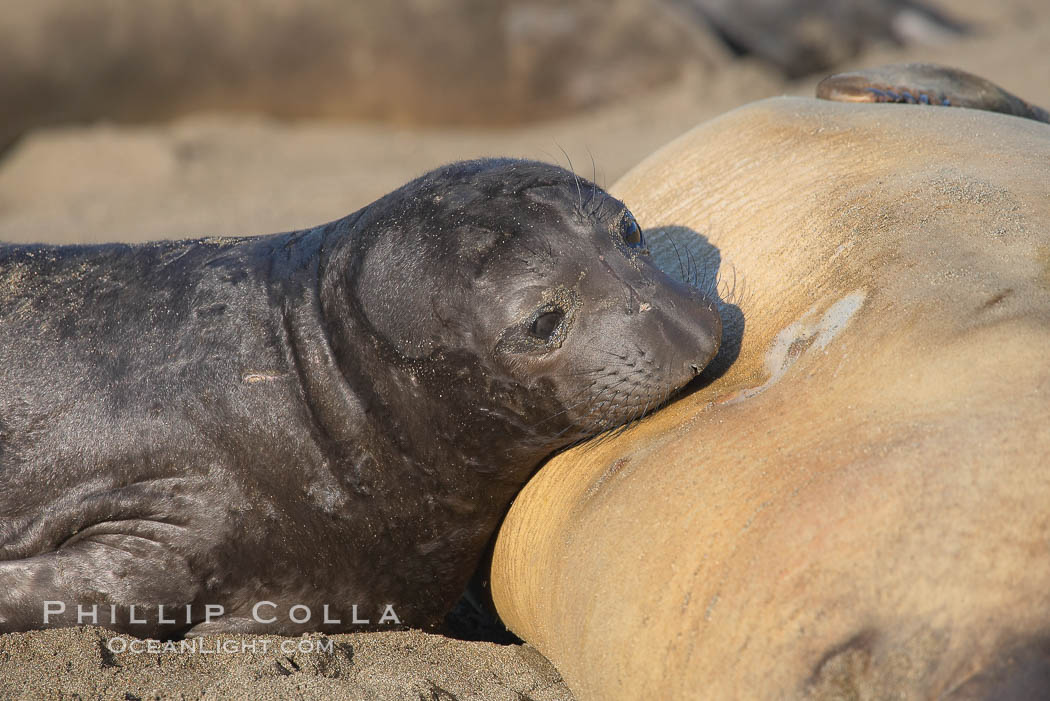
[327,158,721,477]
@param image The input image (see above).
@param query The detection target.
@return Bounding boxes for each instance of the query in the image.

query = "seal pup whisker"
[539,375,634,432]
[714,262,751,310]
[666,234,690,285]
[589,346,632,362]
[588,149,599,194]
[552,143,584,211]
[554,378,638,442]
[548,366,612,379]
[685,246,702,291]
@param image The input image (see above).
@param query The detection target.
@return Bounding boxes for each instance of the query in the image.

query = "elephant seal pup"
[0,159,721,638]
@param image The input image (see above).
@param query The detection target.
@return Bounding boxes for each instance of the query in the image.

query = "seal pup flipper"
[816,63,1050,123]
[0,536,198,636]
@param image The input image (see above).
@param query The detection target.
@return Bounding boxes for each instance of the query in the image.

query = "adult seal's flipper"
[817,62,1050,123]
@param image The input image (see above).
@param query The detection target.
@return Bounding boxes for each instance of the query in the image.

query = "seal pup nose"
[692,303,723,367]
[686,331,720,377]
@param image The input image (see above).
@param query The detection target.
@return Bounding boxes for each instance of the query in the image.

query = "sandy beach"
[1,0,1049,698]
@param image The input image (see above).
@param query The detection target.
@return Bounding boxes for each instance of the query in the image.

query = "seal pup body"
[0,159,721,637]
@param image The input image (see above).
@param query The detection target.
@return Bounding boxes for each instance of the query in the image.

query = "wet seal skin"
[0,159,721,638]
[816,62,1050,123]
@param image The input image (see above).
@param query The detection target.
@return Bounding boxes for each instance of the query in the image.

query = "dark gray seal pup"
[0,159,721,638]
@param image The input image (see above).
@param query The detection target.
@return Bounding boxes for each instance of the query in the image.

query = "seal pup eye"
[620,212,645,249]
[530,310,565,340]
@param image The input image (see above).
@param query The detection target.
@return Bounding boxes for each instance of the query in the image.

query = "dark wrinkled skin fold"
[0,159,721,638]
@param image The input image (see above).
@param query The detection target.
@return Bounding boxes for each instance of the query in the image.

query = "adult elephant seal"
[0,159,722,638]
[490,92,1050,696]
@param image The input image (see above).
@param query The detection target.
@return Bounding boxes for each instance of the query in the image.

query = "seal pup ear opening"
[352,227,459,361]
